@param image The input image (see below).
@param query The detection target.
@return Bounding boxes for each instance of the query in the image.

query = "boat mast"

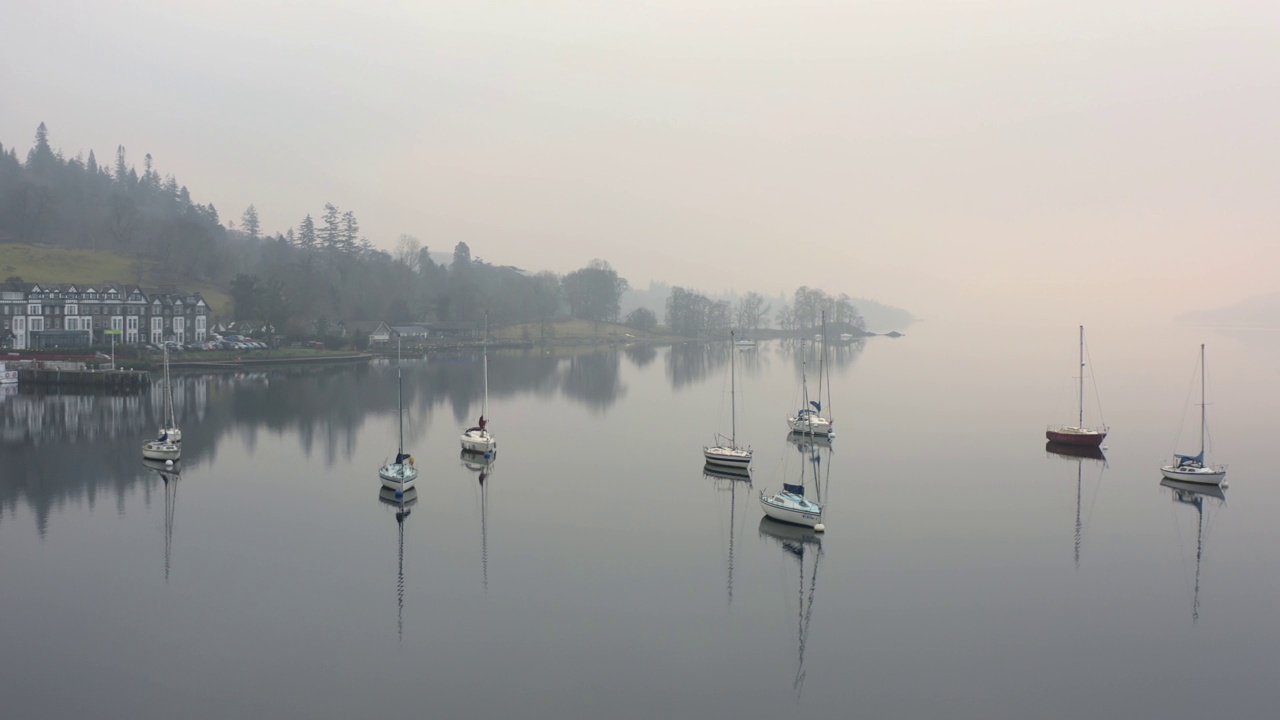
[1199,343,1206,460]
[397,336,404,457]
[163,344,175,429]
[481,312,490,425]
[730,330,737,449]
[1077,325,1085,429]
[821,311,831,424]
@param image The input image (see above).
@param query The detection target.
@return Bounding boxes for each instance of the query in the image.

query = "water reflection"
[379,486,418,643]
[461,452,496,592]
[702,463,751,605]
[143,458,181,582]
[1045,442,1107,569]
[1160,479,1226,623]
[758,517,824,701]
[668,342,727,390]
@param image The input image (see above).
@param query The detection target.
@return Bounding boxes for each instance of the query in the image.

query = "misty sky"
[3,1,1278,323]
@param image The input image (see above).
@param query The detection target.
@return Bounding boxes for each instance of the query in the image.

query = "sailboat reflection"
[1160,478,1226,623]
[143,458,181,581]
[379,485,419,642]
[461,451,496,592]
[1045,441,1106,568]
[703,463,751,605]
[758,517,823,700]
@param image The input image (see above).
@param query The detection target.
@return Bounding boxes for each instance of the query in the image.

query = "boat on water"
[704,330,752,470]
[787,314,834,437]
[142,345,181,462]
[460,328,496,458]
[1160,478,1225,622]
[1045,325,1107,447]
[379,338,418,493]
[760,432,827,531]
[1160,344,1226,486]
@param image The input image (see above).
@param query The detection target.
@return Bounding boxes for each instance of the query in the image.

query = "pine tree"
[115,145,129,183]
[340,210,358,253]
[298,214,317,250]
[86,149,98,175]
[320,202,340,251]
[241,204,261,240]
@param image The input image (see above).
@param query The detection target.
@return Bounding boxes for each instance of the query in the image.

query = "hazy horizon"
[4,1,1277,324]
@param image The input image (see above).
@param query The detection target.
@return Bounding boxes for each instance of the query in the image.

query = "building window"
[28,304,40,315]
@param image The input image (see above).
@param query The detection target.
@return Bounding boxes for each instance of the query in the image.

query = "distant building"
[0,281,209,350]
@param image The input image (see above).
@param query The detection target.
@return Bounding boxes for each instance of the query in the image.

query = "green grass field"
[0,243,231,317]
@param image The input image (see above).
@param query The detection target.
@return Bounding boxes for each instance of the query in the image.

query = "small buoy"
[814,523,826,533]
[165,459,174,467]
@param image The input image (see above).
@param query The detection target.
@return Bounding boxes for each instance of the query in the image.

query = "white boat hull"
[460,430,496,455]
[142,441,181,461]
[379,463,419,491]
[760,492,823,529]
[704,445,751,469]
[787,417,834,436]
[1160,464,1226,485]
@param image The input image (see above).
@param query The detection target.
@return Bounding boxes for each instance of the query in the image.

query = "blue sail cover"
[783,483,805,496]
[1175,452,1204,467]
[809,400,821,412]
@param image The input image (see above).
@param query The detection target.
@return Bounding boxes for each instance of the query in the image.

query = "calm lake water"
[3,319,1280,719]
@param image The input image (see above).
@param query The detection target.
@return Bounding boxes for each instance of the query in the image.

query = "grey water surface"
[3,320,1279,719]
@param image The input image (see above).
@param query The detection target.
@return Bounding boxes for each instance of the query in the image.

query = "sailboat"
[760,428,827,531]
[460,323,496,458]
[1046,325,1107,446]
[787,314,834,437]
[704,330,752,470]
[1045,441,1106,568]
[142,345,181,462]
[1160,478,1225,622]
[379,337,418,493]
[1161,344,1226,485]
[757,516,823,699]
[379,485,418,642]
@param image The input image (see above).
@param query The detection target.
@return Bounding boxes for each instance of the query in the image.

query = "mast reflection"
[1160,478,1226,623]
[379,486,418,643]
[758,517,824,701]
[1045,441,1106,569]
[143,458,181,582]
[702,463,751,606]
[462,451,496,593]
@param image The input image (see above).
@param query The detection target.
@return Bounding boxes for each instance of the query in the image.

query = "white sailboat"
[1161,344,1226,485]
[704,330,752,470]
[379,338,418,493]
[142,345,181,462]
[760,430,827,531]
[461,320,496,458]
[787,314,834,437]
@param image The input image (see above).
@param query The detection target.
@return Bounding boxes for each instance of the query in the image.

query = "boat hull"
[1045,427,1106,446]
[759,492,822,528]
[1160,465,1226,485]
[460,430,496,455]
[704,446,751,469]
[787,417,834,436]
[379,463,419,491]
[142,441,181,461]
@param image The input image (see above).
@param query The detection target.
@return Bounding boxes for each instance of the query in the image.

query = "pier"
[17,367,150,390]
